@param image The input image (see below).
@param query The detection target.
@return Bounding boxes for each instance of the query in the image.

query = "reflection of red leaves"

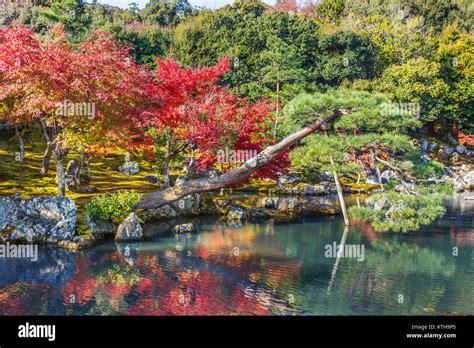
[231,288,270,316]
[0,284,50,315]
[61,256,97,306]
[102,283,132,309]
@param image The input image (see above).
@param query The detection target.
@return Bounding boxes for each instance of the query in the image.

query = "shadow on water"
[0,193,472,315]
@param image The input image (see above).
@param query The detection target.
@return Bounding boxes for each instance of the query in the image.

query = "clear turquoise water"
[0,194,472,315]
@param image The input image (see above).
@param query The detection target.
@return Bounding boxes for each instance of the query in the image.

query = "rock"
[421,154,432,162]
[374,197,388,211]
[227,206,246,221]
[427,143,437,152]
[118,161,140,175]
[174,176,187,186]
[247,208,269,220]
[386,201,406,217]
[144,175,160,185]
[380,170,398,183]
[173,223,195,233]
[442,147,454,156]
[278,174,300,184]
[58,235,96,251]
[420,138,429,152]
[394,182,416,192]
[321,171,334,182]
[263,197,277,209]
[456,145,466,154]
[0,195,76,243]
[115,213,143,242]
[65,159,80,192]
[366,175,379,185]
[418,126,429,134]
[86,216,116,239]
[453,171,474,192]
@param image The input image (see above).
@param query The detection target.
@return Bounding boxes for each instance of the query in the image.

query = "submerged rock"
[173,223,195,233]
[0,195,76,243]
[115,213,143,242]
[58,235,96,251]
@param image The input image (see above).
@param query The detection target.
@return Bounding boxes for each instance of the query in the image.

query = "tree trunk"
[39,118,54,176]
[14,125,25,163]
[136,111,344,210]
[272,79,280,141]
[55,156,66,197]
[184,148,195,179]
[330,155,350,226]
[80,147,85,175]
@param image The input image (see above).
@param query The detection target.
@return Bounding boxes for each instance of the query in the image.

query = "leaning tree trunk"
[14,125,25,163]
[136,111,345,210]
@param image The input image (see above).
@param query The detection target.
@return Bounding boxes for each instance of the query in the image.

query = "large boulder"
[0,195,76,243]
[118,161,140,175]
[115,213,143,242]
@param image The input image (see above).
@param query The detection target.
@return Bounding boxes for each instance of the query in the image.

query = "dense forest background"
[1,0,472,134]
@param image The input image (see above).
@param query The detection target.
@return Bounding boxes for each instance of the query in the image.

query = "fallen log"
[135,110,345,210]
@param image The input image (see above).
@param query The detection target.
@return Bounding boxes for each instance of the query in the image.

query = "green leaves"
[85,190,143,222]
[349,189,447,233]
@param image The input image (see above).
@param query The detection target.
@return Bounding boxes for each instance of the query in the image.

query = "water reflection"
[0,194,472,315]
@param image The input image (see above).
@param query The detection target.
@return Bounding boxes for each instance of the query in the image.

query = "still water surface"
[0,194,472,315]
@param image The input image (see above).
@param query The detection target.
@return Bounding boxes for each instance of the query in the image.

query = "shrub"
[85,190,143,222]
[349,189,447,233]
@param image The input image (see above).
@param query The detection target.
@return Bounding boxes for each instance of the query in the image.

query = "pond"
[0,193,472,315]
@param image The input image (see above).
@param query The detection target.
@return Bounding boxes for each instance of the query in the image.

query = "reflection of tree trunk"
[330,155,350,226]
[14,125,25,163]
[136,111,344,210]
[327,225,350,293]
[87,155,93,179]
